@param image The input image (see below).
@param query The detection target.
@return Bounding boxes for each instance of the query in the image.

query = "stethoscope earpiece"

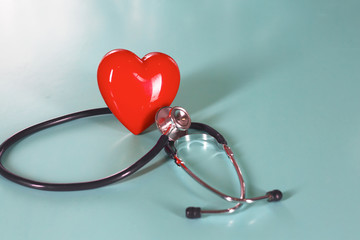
[266,189,283,202]
[186,207,202,219]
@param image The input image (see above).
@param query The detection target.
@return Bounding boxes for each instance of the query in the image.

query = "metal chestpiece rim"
[155,106,191,141]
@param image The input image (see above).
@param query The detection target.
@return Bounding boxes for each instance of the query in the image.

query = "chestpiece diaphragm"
[155,106,191,141]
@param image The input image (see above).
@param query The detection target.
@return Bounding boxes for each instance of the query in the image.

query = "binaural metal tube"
[173,134,282,218]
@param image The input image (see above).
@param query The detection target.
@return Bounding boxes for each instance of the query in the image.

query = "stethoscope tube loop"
[0,108,169,191]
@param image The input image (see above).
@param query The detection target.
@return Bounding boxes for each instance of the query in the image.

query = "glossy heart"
[97,49,180,134]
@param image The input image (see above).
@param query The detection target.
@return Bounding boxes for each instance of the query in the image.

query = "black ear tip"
[267,189,283,202]
[186,207,202,219]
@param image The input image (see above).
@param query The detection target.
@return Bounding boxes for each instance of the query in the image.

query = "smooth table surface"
[0,1,359,239]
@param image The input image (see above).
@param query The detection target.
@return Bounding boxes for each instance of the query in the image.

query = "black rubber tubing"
[190,122,227,145]
[0,107,169,191]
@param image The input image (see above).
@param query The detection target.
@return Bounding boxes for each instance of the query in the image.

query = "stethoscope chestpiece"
[155,106,191,141]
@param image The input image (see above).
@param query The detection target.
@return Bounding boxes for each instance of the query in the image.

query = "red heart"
[97,49,180,134]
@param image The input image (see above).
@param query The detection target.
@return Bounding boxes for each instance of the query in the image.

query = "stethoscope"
[0,106,282,219]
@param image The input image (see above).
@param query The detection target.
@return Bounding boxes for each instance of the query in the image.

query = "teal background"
[0,0,359,239]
